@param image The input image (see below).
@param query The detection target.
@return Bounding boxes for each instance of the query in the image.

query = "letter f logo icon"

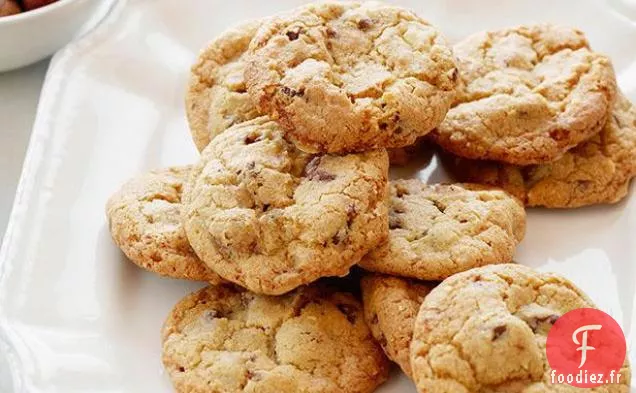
[572,324,602,368]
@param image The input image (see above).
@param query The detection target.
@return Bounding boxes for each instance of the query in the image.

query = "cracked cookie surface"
[444,94,636,208]
[361,274,433,376]
[359,180,525,280]
[162,284,390,393]
[186,20,263,152]
[430,24,617,165]
[245,1,458,153]
[182,116,389,295]
[105,166,223,282]
[410,264,631,392]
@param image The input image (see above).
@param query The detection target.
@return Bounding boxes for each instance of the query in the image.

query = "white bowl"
[0,0,113,73]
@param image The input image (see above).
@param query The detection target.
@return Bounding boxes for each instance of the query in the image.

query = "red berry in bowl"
[21,0,58,11]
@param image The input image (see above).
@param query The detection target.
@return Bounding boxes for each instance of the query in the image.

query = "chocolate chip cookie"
[162,284,390,393]
[361,274,433,376]
[182,116,389,295]
[431,24,617,165]
[106,166,223,282]
[245,1,458,153]
[410,264,631,392]
[359,180,526,280]
[186,20,263,151]
[445,93,636,208]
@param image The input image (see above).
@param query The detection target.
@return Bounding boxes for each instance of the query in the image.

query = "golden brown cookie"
[162,284,390,393]
[361,274,433,376]
[359,180,526,280]
[186,20,263,151]
[410,264,631,392]
[430,24,617,165]
[182,116,389,295]
[245,1,458,154]
[445,94,636,208]
[105,166,223,282]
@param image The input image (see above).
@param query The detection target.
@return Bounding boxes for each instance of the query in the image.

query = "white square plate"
[1,0,636,391]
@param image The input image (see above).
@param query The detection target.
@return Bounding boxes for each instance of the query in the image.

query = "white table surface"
[0,59,49,242]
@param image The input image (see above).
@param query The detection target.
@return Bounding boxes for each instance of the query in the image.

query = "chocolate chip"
[357,18,373,30]
[326,27,337,38]
[262,204,270,212]
[246,370,262,381]
[549,128,569,141]
[576,180,593,190]
[285,28,302,41]
[337,303,358,324]
[389,216,403,230]
[432,200,446,213]
[545,314,560,324]
[346,204,357,224]
[286,31,298,40]
[450,68,459,82]
[379,122,388,130]
[281,86,304,97]
[244,133,261,145]
[304,157,336,181]
[392,112,400,122]
[310,170,336,181]
[492,325,507,340]
[528,314,560,332]
[305,156,321,174]
[247,161,256,170]
[203,310,223,320]
[177,366,185,373]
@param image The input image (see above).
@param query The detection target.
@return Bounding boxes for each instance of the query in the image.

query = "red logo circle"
[546,308,626,387]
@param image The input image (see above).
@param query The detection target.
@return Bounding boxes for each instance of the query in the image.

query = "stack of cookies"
[105,1,633,392]
[434,24,636,208]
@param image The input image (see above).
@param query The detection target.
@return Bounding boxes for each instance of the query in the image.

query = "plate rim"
[0,0,125,391]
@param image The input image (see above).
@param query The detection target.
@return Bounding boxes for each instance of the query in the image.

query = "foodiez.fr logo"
[546,308,627,387]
